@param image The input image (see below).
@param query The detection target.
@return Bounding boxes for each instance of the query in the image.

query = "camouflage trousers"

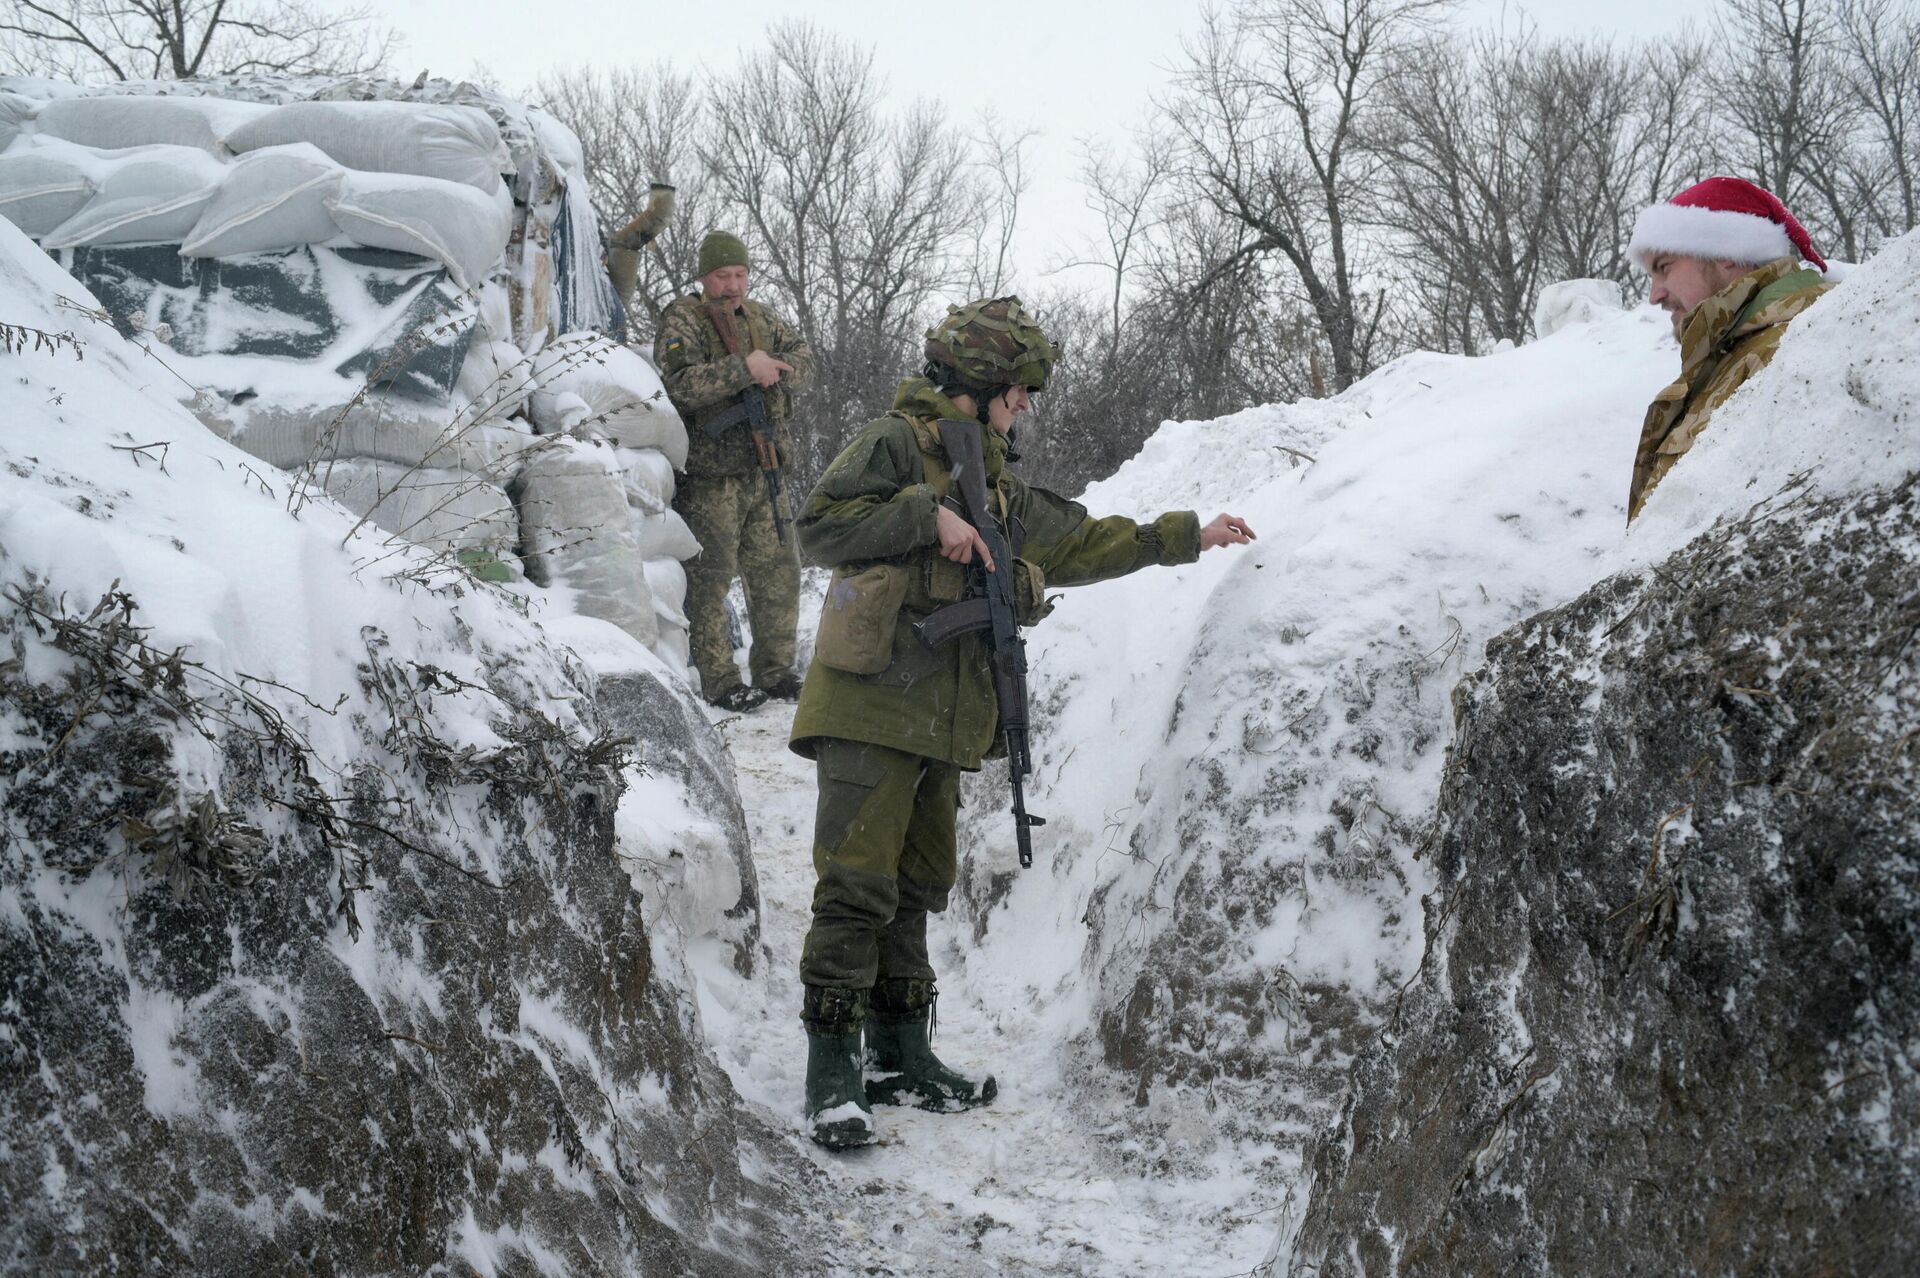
[674,472,800,699]
[799,738,960,990]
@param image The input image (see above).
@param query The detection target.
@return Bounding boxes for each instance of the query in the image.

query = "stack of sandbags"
[0,89,39,150]
[1,78,675,656]
[0,95,514,285]
[196,392,535,582]
[32,93,270,151]
[312,457,520,579]
[526,332,688,464]
[524,332,695,667]
[514,437,658,648]
[222,99,510,195]
[619,446,698,669]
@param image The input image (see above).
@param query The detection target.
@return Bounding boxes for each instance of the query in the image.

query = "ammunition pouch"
[814,563,910,675]
[916,556,969,608]
[1012,558,1054,626]
[911,555,1052,626]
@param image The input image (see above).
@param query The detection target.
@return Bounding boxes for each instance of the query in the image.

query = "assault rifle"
[698,388,787,545]
[700,303,788,545]
[912,417,1046,868]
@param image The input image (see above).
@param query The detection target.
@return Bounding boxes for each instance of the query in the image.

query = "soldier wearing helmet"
[786,296,1257,1150]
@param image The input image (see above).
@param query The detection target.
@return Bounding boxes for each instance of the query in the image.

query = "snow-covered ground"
[684,700,1286,1276]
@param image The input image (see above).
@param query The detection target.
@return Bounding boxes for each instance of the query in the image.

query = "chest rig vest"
[812,416,1044,677]
[902,415,1027,612]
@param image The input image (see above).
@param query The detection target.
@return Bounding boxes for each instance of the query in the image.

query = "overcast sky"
[388,0,1693,290]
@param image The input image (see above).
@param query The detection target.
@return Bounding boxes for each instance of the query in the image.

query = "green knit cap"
[698,230,749,275]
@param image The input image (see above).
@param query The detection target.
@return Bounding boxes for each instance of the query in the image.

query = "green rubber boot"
[802,986,876,1150]
[865,978,997,1112]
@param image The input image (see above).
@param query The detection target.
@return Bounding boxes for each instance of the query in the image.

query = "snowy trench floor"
[689,701,1280,1278]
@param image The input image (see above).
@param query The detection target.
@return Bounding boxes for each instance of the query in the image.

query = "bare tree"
[1710,0,1866,257]
[704,21,980,480]
[1836,0,1920,247]
[1056,129,1172,374]
[1371,26,1575,349]
[966,110,1038,298]
[0,0,394,81]
[1371,28,1706,348]
[1166,0,1454,393]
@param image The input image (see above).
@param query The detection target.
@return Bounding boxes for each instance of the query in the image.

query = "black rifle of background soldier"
[698,304,789,545]
[914,417,1046,868]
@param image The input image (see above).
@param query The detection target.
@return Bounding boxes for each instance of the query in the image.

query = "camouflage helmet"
[924,295,1061,393]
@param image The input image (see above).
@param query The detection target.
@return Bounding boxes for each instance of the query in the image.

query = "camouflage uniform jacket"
[789,378,1202,770]
[654,293,815,478]
[1629,258,1832,520]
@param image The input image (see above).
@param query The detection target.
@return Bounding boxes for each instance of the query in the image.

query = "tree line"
[5,0,1915,494]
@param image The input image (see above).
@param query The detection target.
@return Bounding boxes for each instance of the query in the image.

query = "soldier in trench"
[1624,176,1835,522]
[785,295,1257,1149]
[654,230,815,712]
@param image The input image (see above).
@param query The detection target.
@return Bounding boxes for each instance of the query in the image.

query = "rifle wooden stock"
[701,301,789,544]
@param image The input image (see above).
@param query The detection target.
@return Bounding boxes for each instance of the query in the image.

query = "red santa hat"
[1628,177,1827,274]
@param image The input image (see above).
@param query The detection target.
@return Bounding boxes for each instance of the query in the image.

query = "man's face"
[701,264,749,305]
[1647,254,1747,340]
[985,385,1031,437]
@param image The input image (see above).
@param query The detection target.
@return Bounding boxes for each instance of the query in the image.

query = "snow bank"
[1285,228,1920,1278]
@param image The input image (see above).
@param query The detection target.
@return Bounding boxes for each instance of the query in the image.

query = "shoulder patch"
[663,336,686,355]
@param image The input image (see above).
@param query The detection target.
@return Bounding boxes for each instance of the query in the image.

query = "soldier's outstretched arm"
[1013,480,1206,588]
[795,419,939,566]
[653,303,754,410]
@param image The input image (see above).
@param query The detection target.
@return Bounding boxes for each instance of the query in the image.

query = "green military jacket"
[1629,257,1832,520]
[789,378,1202,769]
[654,292,815,479]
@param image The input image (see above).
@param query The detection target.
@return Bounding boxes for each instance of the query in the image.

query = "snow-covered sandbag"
[525,105,585,177]
[179,143,343,259]
[515,439,658,647]
[469,422,542,479]
[197,394,529,475]
[455,338,534,423]
[528,387,591,435]
[643,556,689,628]
[326,171,513,288]
[526,333,687,466]
[226,101,510,196]
[617,447,675,515]
[632,508,701,562]
[314,457,519,559]
[0,90,39,152]
[1532,279,1626,340]
[40,145,225,248]
[0,142,97,236]
[653,616,690,672]
[33,94,270,153]
[475,279,514,345]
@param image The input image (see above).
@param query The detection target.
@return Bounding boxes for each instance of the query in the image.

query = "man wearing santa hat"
[1624,176,1835,520]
